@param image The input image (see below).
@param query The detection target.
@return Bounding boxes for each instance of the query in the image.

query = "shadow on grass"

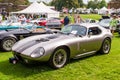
[69,53,105,64]
[0,60,53,78]
[114,35,120,38]
[0,52,106,78]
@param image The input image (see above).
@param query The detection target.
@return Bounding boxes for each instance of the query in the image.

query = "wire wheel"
[103,39,111,53]
[99,38,111,54]
[49,47,68,69]
[1,38,16,51]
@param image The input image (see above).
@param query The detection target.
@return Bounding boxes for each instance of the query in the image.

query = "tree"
[87,0,107,9]
[78,0,84,7]
[50,0,79,11]
[87,0,100,9]
[0,0,29,11]
[99,0,107,8]
[0,0,29,5]
[87,0,95,9]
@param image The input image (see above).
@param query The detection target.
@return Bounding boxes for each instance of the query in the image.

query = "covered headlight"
[31,47,45,58]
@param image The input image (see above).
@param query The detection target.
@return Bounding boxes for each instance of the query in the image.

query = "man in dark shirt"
[64,16,70,26]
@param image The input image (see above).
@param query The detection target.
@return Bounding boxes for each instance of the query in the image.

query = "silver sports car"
[10,23,113,69]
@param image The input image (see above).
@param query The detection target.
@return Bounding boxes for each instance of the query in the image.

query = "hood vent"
[36,38,49,42]
[36,35,58,42]
[46,35,58,39]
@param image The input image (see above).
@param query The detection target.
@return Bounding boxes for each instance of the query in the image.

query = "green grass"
[0,34,120,80]
[80,14,101,20]
[60,13,101,20]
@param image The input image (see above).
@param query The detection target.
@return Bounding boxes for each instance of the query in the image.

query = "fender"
[1,34,18,41]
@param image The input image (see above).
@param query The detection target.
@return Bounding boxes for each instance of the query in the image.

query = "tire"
[99,38,111,54]
[49,47,68,69]
[0,37,16,51]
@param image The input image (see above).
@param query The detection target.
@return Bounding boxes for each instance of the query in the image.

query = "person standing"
[68,14,74,24]
[76,15,84,23]
[19,15,26,24]
[64,15,70,26]
[109,14,118,34]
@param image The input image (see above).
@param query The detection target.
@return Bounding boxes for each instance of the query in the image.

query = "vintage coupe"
[0,20,43,30]
[0,26,55,51]
[10,23,112,69]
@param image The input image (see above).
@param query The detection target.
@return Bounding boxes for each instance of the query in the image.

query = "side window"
[88,27,102,35]
[77,26,87,36]
[71,26,87,36]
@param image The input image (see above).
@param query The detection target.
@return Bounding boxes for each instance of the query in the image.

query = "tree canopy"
[0,0,29,11]
[0,0,29,5]
[87,0,107,9]
[50,0,79,11]
[50,0,108,10]
[78,0,84,7]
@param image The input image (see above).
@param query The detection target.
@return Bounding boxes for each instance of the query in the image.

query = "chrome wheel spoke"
[3,39,15,51]
[53,49,67,67]
[103,41,110,53]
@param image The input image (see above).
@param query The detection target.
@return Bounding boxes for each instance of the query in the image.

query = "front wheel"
[99,38,111,54]
[49,47,68,69]
[0,37,16,51]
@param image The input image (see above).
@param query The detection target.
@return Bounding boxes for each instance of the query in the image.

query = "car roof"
[70,23,101,28]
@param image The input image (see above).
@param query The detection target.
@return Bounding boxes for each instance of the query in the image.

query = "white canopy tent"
[98,7,108,14]
[11,1,59,18]
[39,2,59,18]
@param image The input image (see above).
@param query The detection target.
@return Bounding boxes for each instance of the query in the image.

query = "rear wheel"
[99,38,111,54]
[0,37,16,51]
[49,47,68,69]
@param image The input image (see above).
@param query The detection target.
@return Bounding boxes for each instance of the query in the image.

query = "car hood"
[0,29,29,35]
[12,33,77,55]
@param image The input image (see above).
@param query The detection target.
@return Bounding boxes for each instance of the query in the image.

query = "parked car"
[0,20,43,30]
[0,26,56,51]
[30,17,64,27]
[84,19,98,23]
[45,18,62,29]
[49,17,64,24]
[30,18,47,26]
[99,19,120,32]
[10,23,112,69]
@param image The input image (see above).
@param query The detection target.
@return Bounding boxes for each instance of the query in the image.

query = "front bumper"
[9,51,50,64]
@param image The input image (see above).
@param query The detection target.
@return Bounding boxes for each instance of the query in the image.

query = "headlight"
[31,47,45,58]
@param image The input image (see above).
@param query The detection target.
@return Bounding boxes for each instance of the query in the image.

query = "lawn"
[0,34,120,80]
[0,14,120,80]
[60,13,102,20]
[80,14,101,20]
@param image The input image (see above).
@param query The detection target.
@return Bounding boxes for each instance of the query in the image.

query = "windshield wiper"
[66,32,83,37]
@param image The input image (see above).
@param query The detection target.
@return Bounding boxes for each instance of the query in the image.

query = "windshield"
[99,19,111,27]
[61,25,87,36]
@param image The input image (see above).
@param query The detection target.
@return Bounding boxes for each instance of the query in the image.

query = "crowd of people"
[0,14,47,24]
[0,12,120,35]
[63,13,84,26]
[63,12,120,35]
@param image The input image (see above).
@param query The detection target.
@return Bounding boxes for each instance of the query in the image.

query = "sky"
[29,0,110,4]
